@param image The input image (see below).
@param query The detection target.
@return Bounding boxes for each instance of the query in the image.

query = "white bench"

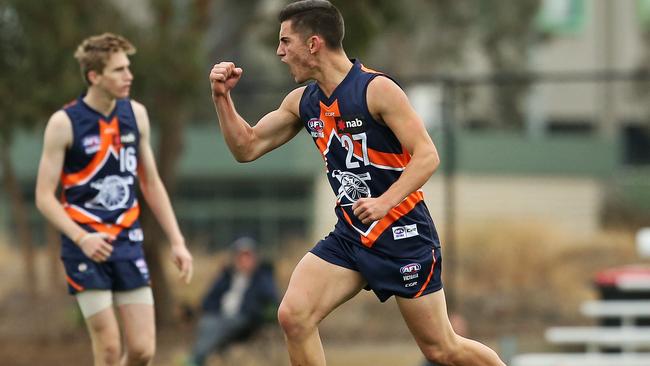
[617,276,650,292]
[545,326,650,353]
[581,300,650,327]
[511,352,650,366]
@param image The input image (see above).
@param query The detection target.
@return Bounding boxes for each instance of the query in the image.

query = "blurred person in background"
[208,0,505,365]
[188,237,279,366]
[35,32,193,366]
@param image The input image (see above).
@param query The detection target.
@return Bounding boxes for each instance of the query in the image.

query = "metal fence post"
[441,77,458,312]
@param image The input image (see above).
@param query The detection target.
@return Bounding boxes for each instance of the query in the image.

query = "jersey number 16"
[119,146,137,173]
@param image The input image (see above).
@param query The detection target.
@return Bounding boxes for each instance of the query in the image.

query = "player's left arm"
[133,100,193,284]
[352,76,440,224]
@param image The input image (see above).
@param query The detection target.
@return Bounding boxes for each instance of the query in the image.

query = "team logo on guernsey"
[336,116,366,134]
[332,170,371,204]
[307,118,324,138]
[82,135,101,154]
[86,175,134,210]
[392,224,419,240]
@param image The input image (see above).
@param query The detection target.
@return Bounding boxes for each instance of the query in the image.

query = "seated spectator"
[188,237,279,366]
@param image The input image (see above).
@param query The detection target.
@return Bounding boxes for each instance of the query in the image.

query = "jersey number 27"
[341,133,369,169]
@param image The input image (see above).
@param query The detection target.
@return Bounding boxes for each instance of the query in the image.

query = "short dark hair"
[278,0,344,50]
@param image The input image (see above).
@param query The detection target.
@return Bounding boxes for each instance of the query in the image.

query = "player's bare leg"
[278,253,366,366]
[85,307,122,366]
[397,289,505,366]
[118,303,155,366]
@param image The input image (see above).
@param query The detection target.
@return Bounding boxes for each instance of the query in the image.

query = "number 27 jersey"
[299,59,440,258]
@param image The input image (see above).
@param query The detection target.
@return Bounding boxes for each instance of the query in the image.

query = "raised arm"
[35,111,114,262]
[209,62,304,162]
[133,100,193,284]
[352,76,440,224]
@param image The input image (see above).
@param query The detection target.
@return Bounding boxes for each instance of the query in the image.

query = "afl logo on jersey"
[307,118,324,138]
[392,224,419,240]
[82,135,101,155]
[336,116,366,134]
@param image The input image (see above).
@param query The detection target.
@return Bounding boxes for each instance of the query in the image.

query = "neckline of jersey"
[78,93,119,121]
[316,58,360,105]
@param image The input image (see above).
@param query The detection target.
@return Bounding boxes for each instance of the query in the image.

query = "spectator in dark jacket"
[188,237,279,366]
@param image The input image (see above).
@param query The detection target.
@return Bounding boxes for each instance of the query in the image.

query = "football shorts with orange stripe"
[63,256,150,295]
[311,218,443,302]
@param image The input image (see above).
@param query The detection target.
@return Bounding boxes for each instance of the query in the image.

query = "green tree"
[0,1,213,325]
[0,0,129,298]
[363,0,476,75]
[128,0,213,326]
[477,0,543,129]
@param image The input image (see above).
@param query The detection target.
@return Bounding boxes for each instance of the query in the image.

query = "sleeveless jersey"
[60,96,143,260]
[299,59,440,258]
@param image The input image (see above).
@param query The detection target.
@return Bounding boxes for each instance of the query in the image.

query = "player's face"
[277,21,312,83]
[93,51,133,99]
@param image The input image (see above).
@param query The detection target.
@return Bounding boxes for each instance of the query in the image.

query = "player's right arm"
[209,62,304,162]
[35,111,113,262]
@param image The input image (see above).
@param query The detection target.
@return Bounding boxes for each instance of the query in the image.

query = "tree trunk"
[0,141,37,299]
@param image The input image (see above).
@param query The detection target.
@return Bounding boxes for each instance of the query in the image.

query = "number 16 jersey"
[60,96,143,261]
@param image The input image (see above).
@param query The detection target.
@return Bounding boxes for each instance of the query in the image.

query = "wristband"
[74,232,90,245]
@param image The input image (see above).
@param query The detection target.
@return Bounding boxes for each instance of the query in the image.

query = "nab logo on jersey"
[336,116,366,134]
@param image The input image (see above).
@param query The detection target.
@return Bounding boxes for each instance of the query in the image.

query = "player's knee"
[277,300,312,338]
[423,347,450,365]
[92,329,121,364]
[421,337,461,365]
[277,301,300,334]
[125,341,155,365]
[97,341,122,365]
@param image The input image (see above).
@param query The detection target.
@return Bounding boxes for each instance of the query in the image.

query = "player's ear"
[308,35,323,54]
[87,70,100,85]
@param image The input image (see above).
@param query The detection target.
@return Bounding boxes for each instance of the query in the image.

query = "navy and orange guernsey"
[299,59,440,259]
[60,95,143,261]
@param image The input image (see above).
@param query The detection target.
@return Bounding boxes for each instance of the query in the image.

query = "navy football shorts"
[62,256,151,295]
[310,232,443,302]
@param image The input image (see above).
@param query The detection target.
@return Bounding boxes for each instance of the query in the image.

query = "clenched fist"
[209,62,243,98]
